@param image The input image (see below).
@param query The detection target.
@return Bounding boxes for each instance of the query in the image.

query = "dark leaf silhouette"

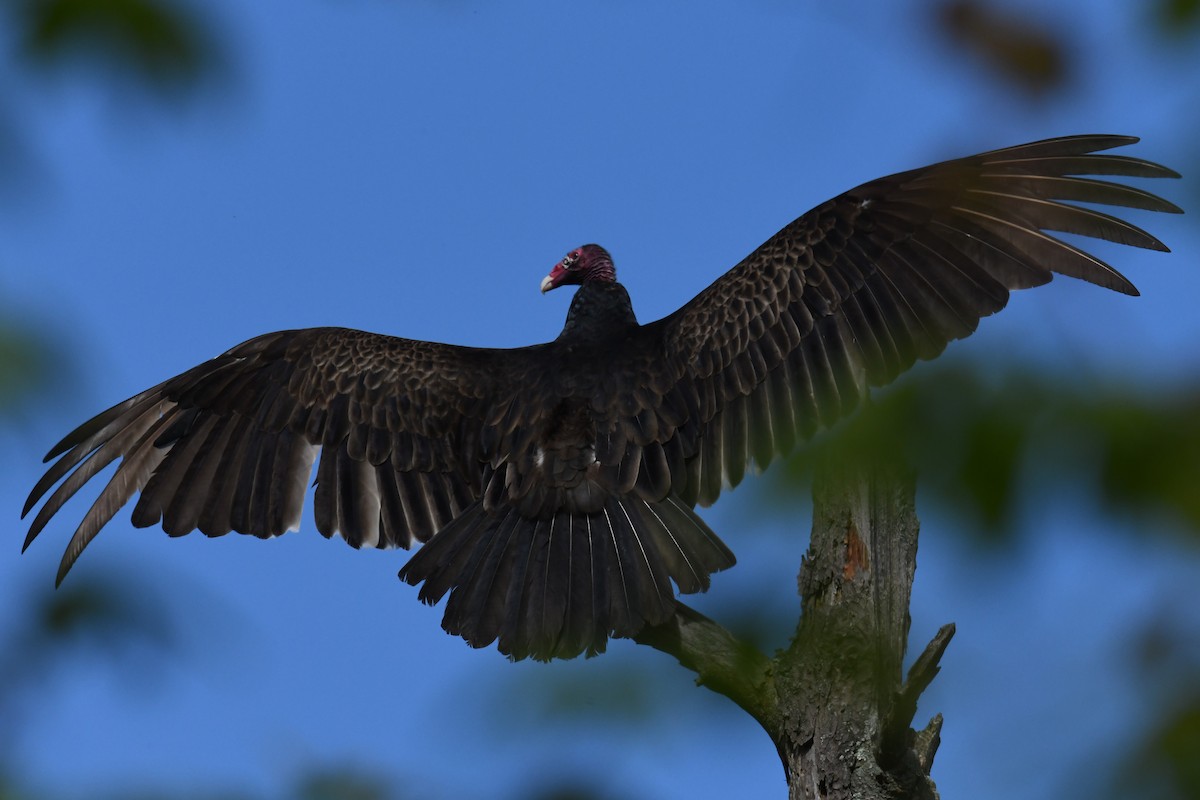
[1155,0,1200,37]
[935,0,1068,95]
[11,0,221,94]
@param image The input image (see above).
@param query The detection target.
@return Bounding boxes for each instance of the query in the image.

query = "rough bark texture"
[777,460,946,799]
[637,458,952,799]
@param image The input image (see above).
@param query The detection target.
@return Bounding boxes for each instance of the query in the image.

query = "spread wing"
[19,134,1181,662]
[625,135,1181,507]
[22,327,543,584]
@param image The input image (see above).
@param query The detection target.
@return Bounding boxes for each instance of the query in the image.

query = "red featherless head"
[540,244,616,293]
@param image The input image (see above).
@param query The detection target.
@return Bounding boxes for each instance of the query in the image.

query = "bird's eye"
[563,253,580,270]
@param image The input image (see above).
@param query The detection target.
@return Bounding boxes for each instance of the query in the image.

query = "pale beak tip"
[540,275,554,294]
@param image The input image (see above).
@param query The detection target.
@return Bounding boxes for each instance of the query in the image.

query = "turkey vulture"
[23,135,1180,661]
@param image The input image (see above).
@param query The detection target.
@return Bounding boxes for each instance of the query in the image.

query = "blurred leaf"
[0,575,181,796]
[1102,602,1200,800]
[297,767,395,800]
[1133,608,1200,683]
[0,318,62,421]
[776,363,1200,544]
[515,781,625,800]
[1088,394,1200,531]
[953,398,1028,530]
[933,0,1069,96]
[0,772,24,800]
[517,661,663,722]
[1110,698,1200,800]
[1153,705,1200,798]
[0,0,230,196]
[116,790,258,800]
[0,575,176,703]
[8,0,224,97]
[35,579,173,650]
[1155,0,1200,37]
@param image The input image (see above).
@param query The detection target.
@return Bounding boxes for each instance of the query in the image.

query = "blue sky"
[2,1,1198,798]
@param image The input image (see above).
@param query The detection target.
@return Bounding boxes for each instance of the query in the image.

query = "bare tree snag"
[637,457,953,799]
[778,459,948,799]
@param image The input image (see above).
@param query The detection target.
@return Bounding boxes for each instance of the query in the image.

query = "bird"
[22,135,1180,661]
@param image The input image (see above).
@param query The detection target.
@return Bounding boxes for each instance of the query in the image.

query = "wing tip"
[21,510,51,551]
[43,439,73,463]
[54,549,77,588]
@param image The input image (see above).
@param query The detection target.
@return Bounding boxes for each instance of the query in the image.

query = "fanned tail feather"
[398,494,735,661]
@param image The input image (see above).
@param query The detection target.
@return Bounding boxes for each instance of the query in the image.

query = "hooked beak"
[540,263,568,294]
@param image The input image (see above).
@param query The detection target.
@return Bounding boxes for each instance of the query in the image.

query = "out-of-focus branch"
[634,602,780,736]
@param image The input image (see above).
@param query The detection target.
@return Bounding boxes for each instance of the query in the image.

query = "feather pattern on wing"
[623,135,1180,506]
[23,135,1178,660]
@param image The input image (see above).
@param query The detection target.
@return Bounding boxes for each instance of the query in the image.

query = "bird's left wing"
[23,327,542,584]
[624,135,1180,507]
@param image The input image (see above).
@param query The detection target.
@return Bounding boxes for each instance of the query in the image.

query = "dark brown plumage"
[23,135,1180,660]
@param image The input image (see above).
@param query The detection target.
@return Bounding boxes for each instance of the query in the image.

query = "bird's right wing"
[629,135,1181,507]
[23,327,544,584]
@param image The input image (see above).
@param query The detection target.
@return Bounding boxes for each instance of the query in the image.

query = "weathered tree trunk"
[775,460,949,799]
[636,458,952,799]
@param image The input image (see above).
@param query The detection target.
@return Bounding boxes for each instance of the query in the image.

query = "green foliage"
[1110,698,1200,800]
[0,577,176,697]
[34,578,173,650]
[0,322,54,419]
[296,768,395,800]
[1089,393,1200,533]
[517,783,624,800]
[777,363,1200,545]
[932,0,1068,96]
[7,0,222,95]
[1155,0,1200,36]
[1150,701,1200,798]
[0,0,228,196]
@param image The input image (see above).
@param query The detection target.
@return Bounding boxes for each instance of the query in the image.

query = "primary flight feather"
[23,135,1181,660]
